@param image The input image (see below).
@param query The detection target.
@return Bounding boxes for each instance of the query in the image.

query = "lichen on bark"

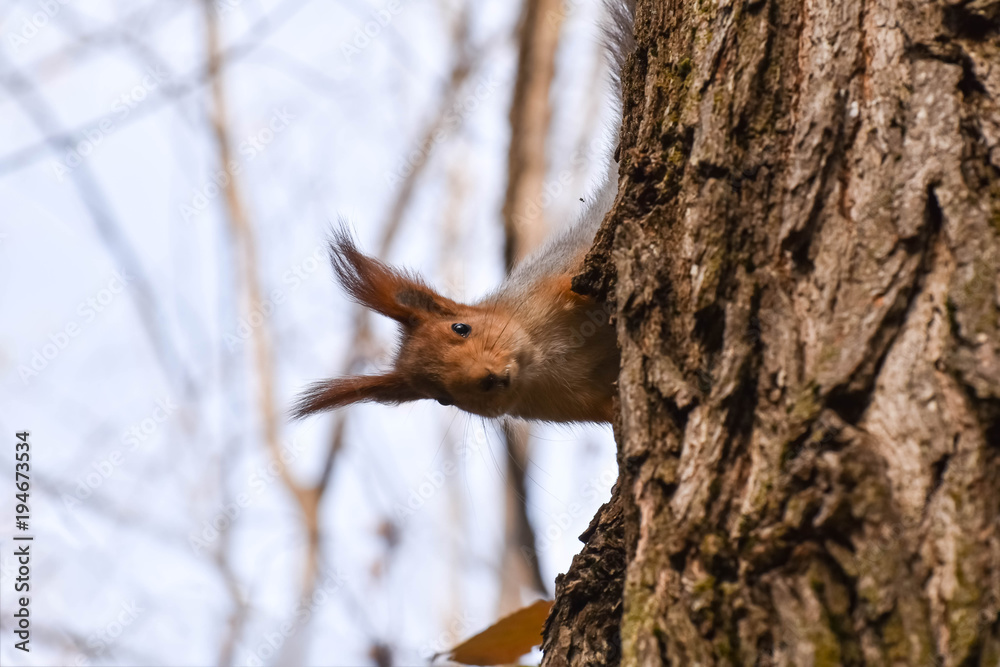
[544,0,1000,665]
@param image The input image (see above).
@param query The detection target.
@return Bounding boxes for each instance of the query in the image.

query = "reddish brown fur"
[293,1,632,424]
[328,230,460,325]
[292,230,619,423]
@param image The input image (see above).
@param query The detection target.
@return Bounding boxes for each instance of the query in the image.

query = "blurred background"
[0,0,620,664]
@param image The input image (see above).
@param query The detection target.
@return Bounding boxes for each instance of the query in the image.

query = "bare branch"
[202,4,326,662]
[501,0,564,270]
[0,0,312,176]
[0,52,200,400]
[495,0,565,613]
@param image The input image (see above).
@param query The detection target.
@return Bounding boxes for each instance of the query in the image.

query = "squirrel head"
[292,230,534,420]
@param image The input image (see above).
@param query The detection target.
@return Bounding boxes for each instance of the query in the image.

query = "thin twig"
[202,3,326,662]
[0,0,312,176]
[0,52,200,402]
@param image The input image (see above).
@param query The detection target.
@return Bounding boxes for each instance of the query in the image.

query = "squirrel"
[293,1,633,424]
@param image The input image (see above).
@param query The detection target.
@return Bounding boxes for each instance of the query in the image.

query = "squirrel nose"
[481,370,510,392]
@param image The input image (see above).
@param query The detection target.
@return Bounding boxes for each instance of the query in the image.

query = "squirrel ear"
[291,373,421,418]
[329,227,458,325]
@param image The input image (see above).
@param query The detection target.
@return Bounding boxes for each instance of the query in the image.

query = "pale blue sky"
[0,0,618,664]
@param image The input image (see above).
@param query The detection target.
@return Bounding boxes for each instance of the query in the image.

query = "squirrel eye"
[451,323,471,338]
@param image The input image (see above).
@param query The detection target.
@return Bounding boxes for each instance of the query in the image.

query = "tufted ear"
[291,373,422,419]
[329,227,459,327]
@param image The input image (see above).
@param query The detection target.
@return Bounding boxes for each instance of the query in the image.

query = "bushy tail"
[596,0,635,214]
[602,0,636,97]
[499,4,636,294]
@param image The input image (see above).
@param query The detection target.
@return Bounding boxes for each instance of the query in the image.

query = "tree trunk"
[543,0,1000,665]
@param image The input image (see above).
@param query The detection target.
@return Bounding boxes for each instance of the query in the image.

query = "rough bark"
[544,0,1000,665]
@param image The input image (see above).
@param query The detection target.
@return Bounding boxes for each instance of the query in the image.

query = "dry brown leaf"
[446,599,553,665]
